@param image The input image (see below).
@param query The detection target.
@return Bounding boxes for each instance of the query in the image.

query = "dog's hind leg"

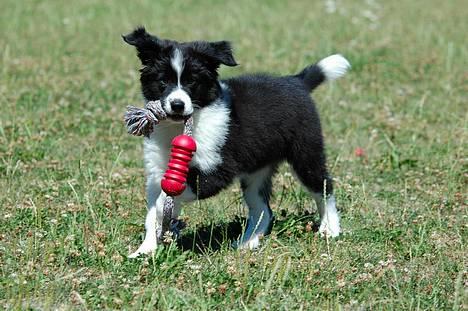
[234,166,276,249]
[313,192,340,238]
[288,143,341,238]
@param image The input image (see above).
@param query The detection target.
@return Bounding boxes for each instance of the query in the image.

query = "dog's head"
[123,27,237,121]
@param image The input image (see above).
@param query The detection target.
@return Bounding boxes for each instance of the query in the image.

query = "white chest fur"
[191,99,230,172]
[143,98,231,179]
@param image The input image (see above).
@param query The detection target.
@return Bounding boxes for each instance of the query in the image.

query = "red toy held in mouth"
[161,134,197,196]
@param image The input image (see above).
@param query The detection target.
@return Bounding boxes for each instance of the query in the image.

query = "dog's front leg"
[129,189,194,258]
[128,170,168,258]
[128,187,165,258]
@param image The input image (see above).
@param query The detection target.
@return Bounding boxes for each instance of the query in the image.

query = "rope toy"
[124,101,196,243]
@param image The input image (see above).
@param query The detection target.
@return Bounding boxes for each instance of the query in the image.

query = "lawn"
[0,0,466,309]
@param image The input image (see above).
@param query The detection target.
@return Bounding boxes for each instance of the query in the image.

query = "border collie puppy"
[123,27,350,258]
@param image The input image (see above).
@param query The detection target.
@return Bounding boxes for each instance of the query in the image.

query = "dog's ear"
[122,27,162,65]
[208,41,238,67]
[191,41,238,68]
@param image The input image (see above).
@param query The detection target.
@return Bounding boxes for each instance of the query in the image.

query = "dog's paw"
[232,235,261,250]
[128,241,157,258]
[319,218,341,238]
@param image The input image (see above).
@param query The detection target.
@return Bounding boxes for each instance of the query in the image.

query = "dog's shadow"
[177,213,319,254]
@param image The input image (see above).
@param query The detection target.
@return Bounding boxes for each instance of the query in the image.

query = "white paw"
[128,240,157,258]
[232,235,261,250]
[319,218,341,238]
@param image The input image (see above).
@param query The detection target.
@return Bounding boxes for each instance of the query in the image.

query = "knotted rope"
[124,100,194,243]
[124,100,167,138]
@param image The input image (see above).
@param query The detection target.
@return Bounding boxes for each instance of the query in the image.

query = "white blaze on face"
[165,48,193,116]
[171,48,184,87]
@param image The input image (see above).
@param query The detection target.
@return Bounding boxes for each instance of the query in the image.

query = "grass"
[0,0,466,309]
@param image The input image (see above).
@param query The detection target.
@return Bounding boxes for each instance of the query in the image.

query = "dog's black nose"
[170,99,185,113]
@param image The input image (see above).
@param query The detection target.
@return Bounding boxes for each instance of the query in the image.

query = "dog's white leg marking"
[235,166,274,250]
[129,190,165,258]
[129,188,195,258]
[313,193,341,238]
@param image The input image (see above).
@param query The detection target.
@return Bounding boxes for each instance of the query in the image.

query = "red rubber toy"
[161,135,197,196]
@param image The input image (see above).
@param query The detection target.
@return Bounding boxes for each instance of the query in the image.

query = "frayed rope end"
[123,100,167,138]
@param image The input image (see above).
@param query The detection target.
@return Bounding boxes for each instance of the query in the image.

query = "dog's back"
[222,74,321,170]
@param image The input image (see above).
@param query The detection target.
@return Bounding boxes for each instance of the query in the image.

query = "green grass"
[1,0,466,309]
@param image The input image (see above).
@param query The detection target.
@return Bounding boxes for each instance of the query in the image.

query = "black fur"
[186,74,332,199]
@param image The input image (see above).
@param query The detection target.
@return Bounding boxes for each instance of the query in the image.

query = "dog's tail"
[295,54,350,92]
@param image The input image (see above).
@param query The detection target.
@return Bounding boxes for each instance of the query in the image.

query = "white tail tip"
[317,54,351,81]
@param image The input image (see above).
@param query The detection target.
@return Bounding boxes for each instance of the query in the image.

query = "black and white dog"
[123,27,350,257]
